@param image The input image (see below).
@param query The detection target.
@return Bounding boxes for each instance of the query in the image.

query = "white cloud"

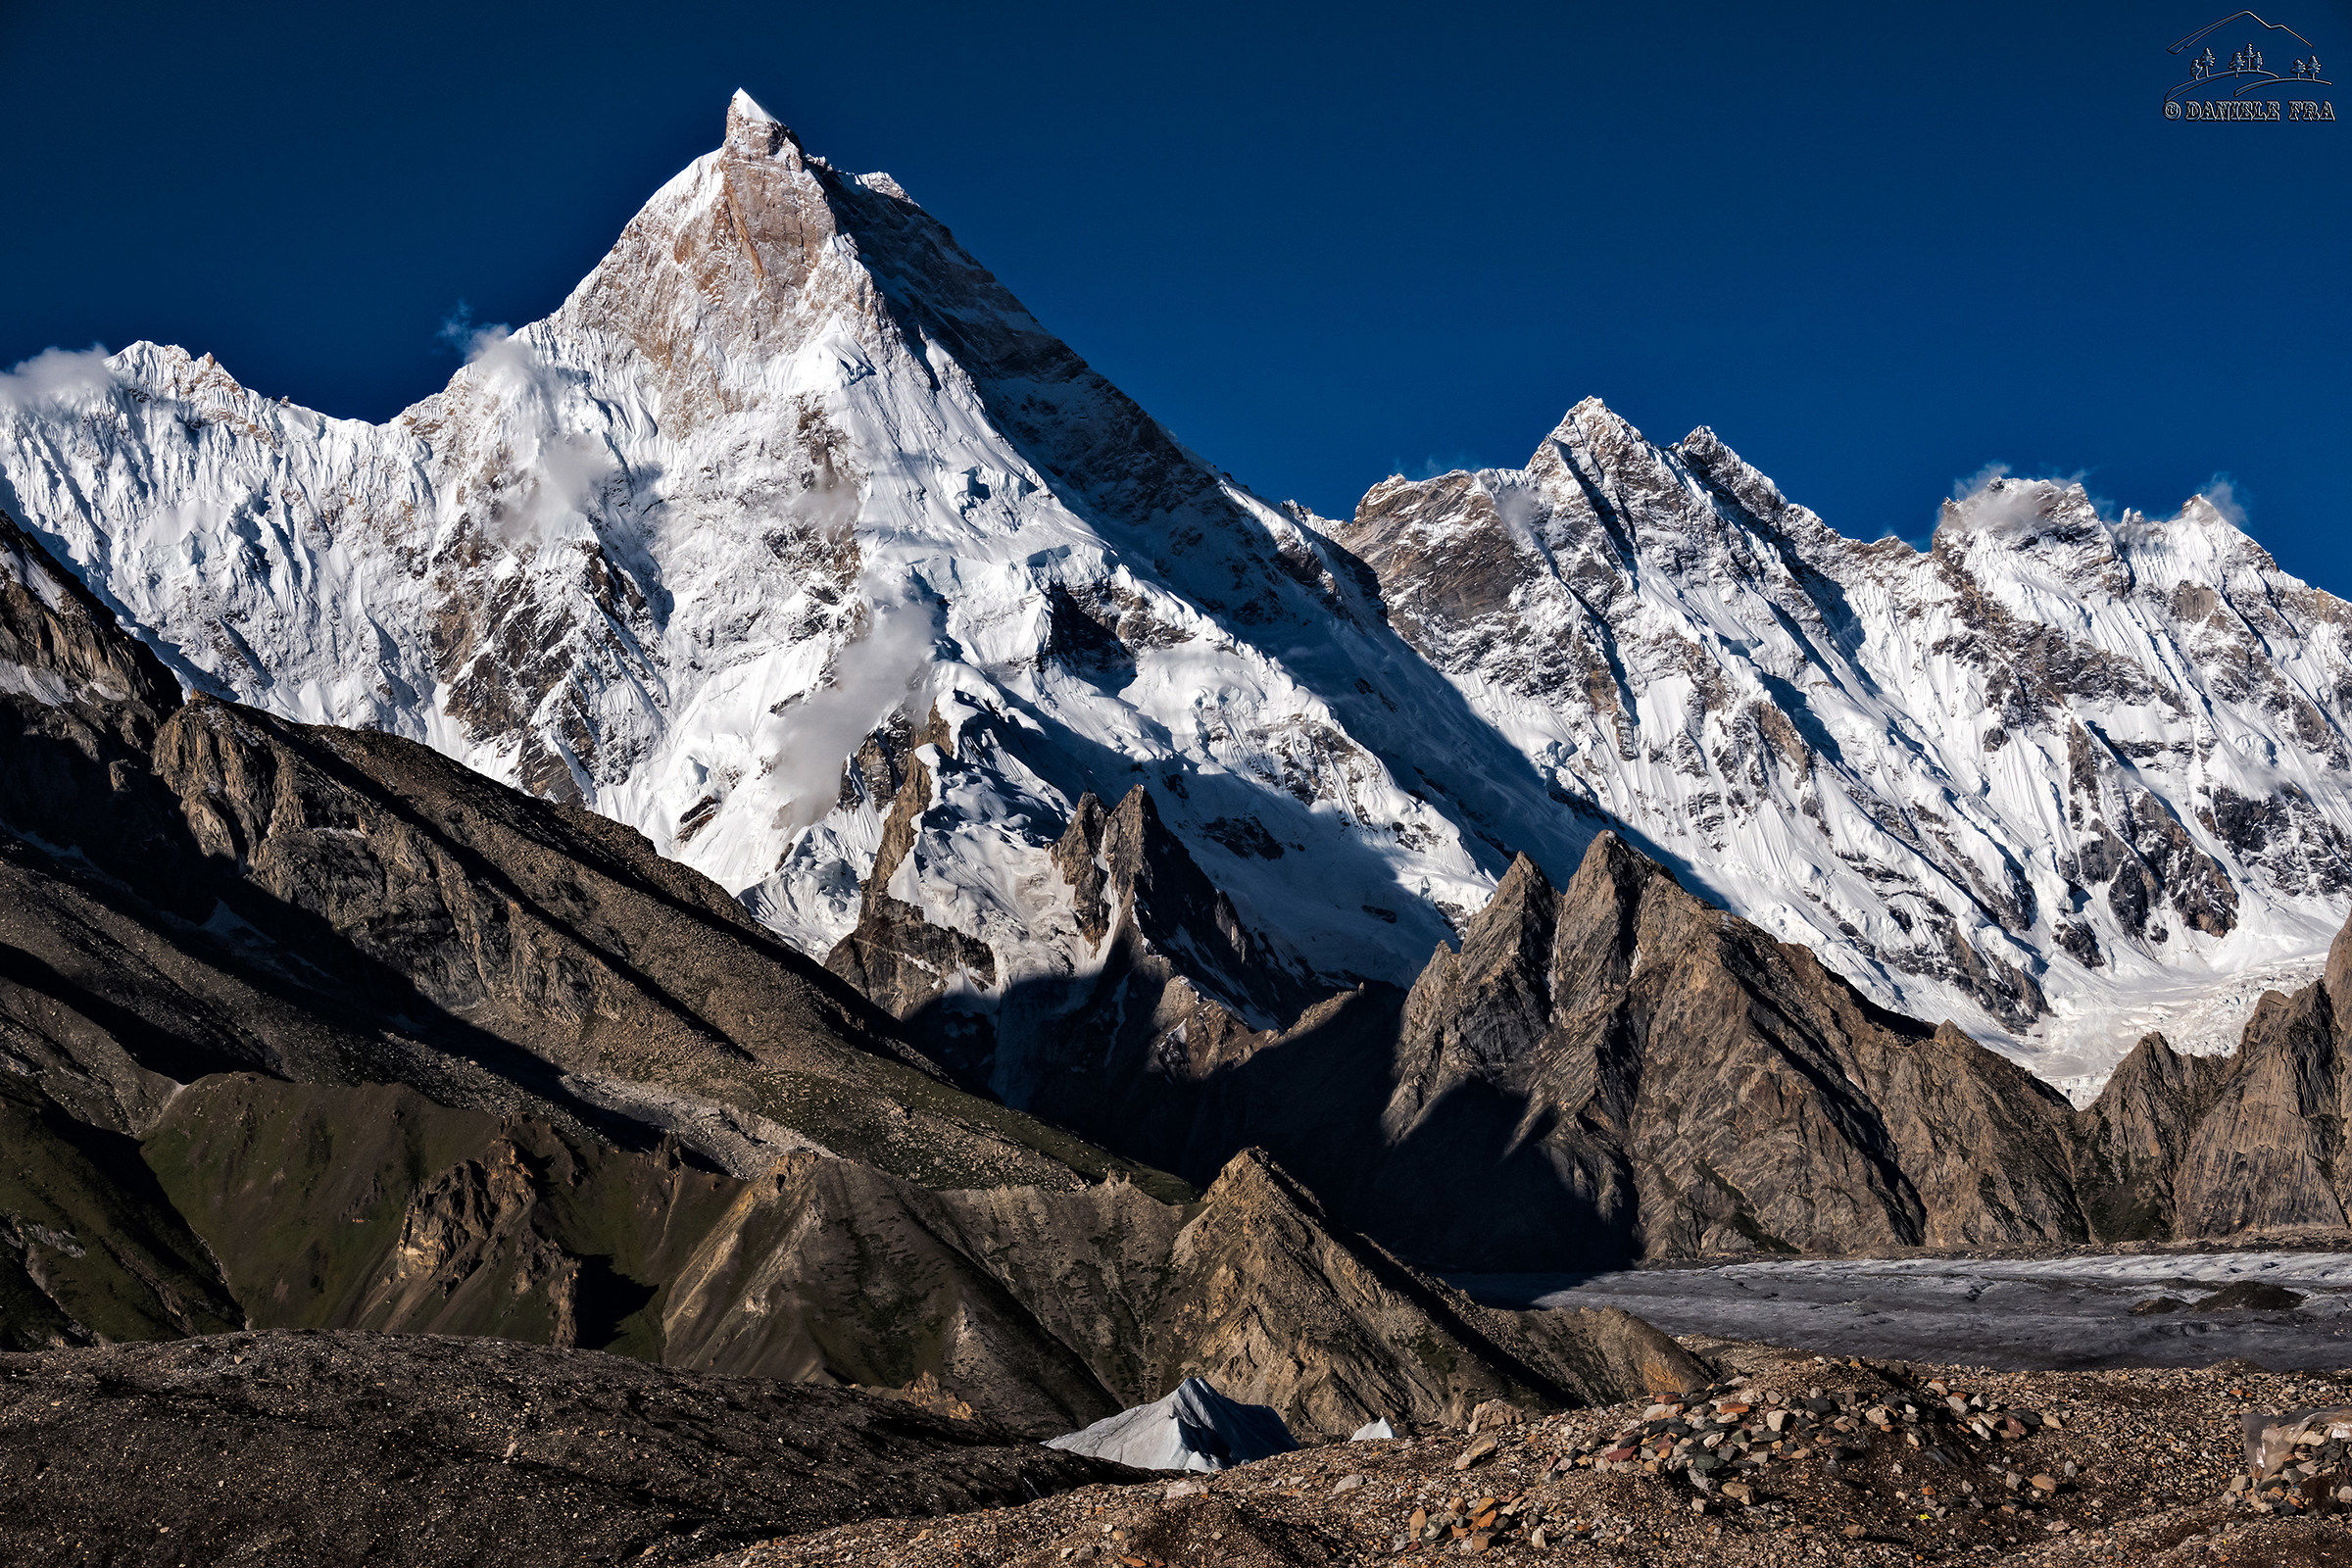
[1396,449,1489,481]
[489,429,619,549]
[1950,461,2011,501]
[1942,463,2110,539]
[449,321,619,550]
[436,302,512,362]
[0,347,116,412]
[2198,476,2250,528]
[762,589,941,833]
[1943,463,2046,538]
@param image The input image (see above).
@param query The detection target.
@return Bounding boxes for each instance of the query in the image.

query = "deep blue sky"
[5,2,2347,585]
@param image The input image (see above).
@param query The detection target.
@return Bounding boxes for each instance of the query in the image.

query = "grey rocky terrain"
[1456,1248,2352,1372]
[0,1330,1135,1567]
[699,1344,2352,1567]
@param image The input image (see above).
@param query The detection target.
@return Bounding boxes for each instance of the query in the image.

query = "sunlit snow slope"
[3,93,2347,1087]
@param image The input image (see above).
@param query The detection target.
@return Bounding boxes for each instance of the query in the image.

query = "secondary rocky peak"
[1372,832,2089,1265]
[1550,394,1639,445]
[1160,1146,1706,1434]
[1551,830,1681,992]
[1530,396,1657,481]
[2075,922,2352,1239]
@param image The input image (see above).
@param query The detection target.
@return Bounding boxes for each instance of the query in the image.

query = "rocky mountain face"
[941,827,2095,1270]
[0,509,1697,1431]
[2074,919,2352,1239]
[1363,836,2090,1266]
[134,1073,1697,1440]
[897,817,2352,1271]
[0,91,1509,1055]
[1333,414,2352,1072]
[0,512,1127,1200]
[9,95,2350,1094]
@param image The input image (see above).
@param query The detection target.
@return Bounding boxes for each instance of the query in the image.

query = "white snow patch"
[1047,1377,1298,1472]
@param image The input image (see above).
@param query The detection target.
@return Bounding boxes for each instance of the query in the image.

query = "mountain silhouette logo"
[2165,9,2334,117]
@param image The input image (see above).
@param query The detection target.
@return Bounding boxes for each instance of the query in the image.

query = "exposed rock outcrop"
[827,801,2352,1271]
[2070,1031,2230,1239]
[1362,835,2087,1268]
[0,508,1164,1194]
[2075,921,2352,1236]
[824,708,998,1024]
[1147,1150,1702,1434]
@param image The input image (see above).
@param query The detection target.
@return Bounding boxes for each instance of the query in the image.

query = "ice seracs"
[3,94,2349,1094]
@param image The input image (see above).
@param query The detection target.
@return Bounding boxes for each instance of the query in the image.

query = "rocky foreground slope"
[6,1328,2344,1568]
[5,94,2351,1087]
[0,1331,1137,1568]
[705,1344,2352,1568]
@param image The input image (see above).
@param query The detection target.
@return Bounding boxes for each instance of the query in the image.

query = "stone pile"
[1540,1373,2092,1529]
[1396,1490,1554,1553]
[2229,1405,2351,1517]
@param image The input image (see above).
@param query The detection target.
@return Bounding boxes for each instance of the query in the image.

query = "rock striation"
[928,820,2352,1270]
[1360,835,2089,1266]
[143,1068,1699,1439]
[2072,922,2352,1237]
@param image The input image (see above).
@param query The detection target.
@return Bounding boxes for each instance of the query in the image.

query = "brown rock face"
[137,1071,1688,1442]
[2080,920,2352,1236]
[0,511,182,726]
[1149,1151,1703,1438]
[0,511,1153,1194]
[1363,835,2087,1268]
[2070,1032,2230,1239]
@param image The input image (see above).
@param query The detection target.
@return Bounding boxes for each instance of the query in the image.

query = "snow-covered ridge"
[1336,407,2352,1077]
[2,92,2346,1090]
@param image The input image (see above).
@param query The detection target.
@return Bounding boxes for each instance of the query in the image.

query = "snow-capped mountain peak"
[4,96,2348,1097]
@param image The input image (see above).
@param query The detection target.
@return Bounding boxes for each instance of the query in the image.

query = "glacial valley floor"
[1449,1243,2352,1372]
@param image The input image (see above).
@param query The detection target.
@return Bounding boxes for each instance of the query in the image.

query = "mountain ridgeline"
[886,761,2352,1268]
[7,93,2352,1093]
